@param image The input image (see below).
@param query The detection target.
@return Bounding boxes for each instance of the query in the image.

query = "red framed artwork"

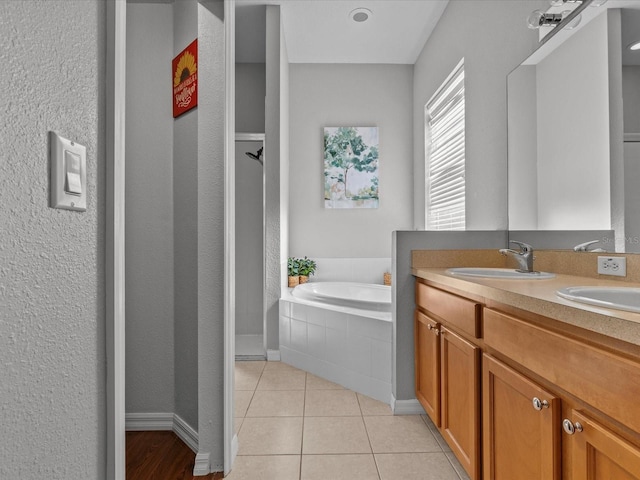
[172,39,198,118]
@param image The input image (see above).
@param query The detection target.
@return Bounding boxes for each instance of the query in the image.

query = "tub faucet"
[499,241,535,273]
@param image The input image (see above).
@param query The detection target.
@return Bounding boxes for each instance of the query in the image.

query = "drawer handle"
[562,419,583,435]
[532,397,549,411]
[427,324,440,336]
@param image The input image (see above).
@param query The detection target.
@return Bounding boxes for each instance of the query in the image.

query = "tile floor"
[231,360,471,480]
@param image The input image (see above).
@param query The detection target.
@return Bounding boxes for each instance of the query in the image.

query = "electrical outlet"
[597,256,627,277]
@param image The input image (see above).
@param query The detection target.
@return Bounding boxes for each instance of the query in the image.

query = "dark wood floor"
[126,431,224,480]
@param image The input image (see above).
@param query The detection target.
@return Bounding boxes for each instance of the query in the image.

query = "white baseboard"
[193,452,211,476]
[125,412,173,431]
[391,395,426,415]
[267,349,281,361]
[173,414,199,453]
[125,412,199,454]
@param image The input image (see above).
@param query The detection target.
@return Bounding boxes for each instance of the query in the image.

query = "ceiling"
[235,0,449,64]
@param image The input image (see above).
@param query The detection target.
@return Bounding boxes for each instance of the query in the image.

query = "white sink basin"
[557,286,640,313]
[446,267,555,279]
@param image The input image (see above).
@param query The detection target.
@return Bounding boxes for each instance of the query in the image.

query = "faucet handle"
[573,240,600,252]
[509,240,533,253]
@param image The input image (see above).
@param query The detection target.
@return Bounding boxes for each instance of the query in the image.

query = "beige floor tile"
[256,367,306,390]
[375,453,460,480]
[234,417,243,435]
[305,373,345,390]
[422,415,452,453]
[357,393,392,416]
[246,390,305,417]
[263,361,303,373]
[235,390,254,418]
[301,454,380,480]
[238,417,303,455]
[235,364,264,391]
[226,455,300,480]
[445,451,471,480]
[304,390,361,416]
[364,415,441,453]
[302,416,372,454]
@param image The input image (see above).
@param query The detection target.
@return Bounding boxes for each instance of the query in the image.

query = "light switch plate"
[50,131,86,211]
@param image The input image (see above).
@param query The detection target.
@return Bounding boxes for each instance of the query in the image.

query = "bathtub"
[292,282,391,312]
[279,282,392,403]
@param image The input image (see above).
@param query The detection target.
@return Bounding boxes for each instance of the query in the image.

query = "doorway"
[235,134,265,359]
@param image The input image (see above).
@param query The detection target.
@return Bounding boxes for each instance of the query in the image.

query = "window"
[425,60,465,230]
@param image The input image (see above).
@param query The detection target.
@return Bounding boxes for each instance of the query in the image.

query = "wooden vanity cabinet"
[440,326,480,480]
[415,282,481,480]
[564,409,640,479]
[482,353,560,480]
[414,278,640,480]
[414,310,440,425]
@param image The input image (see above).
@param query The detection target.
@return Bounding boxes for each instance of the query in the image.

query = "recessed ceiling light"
[629,41,640,51]
[349,8,372,23]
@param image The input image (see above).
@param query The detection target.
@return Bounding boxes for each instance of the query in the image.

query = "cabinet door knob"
[427,324,440,335]
[532,397,549,411]
[562,419,583,435]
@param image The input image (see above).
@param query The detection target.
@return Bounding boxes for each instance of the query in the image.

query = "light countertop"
[413,267,640,347]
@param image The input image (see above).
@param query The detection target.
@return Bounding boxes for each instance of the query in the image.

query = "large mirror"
[508,1,640,252]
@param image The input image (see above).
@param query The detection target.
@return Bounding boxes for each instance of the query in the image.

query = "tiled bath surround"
[308,257,392,284]
[279,297,392,403]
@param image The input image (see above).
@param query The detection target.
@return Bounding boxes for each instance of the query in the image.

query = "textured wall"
[196,0,226,466]
[173,0,200,432]
[412,0,548,230]
[0,1,106,477]
[289,63,414,258]
[236,63,266,134]
[125,1,175,415]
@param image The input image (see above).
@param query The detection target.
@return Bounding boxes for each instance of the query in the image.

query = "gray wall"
[196,0,226,467]
[265,5,287,352]
[289,64,414,258]
[413,0,548,230]
[235,64,265,336]
[173,0,199,431]
[0,1,106,477]
[236,63,266,133]
[125,1,175,416]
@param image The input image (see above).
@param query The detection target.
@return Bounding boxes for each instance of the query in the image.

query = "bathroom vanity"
[413,266,640,480]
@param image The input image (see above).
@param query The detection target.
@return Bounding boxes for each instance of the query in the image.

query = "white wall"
[289,64,414,258]
[0,1,106,477]
[536,11,610,230]
[507,65,539,230]
[125,1,175,417]
[413,0,548,230]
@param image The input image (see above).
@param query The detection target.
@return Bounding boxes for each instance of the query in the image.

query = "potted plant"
[287,257,300,287]
[298,256,317,284]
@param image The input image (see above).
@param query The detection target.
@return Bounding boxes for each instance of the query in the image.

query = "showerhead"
[245,147,263,166]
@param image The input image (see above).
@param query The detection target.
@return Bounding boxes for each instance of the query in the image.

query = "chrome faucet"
[499,241,535,273]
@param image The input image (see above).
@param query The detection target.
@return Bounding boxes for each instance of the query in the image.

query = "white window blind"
[425,60,465,230]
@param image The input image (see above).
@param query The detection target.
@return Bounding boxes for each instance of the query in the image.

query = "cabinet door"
[567,410,640,480]
[414,311,440,426]
[483,354,560,480]
[440,326,481,480]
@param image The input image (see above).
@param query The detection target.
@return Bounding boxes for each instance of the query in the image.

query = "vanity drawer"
[484,307,640,433]
[416,282,481,338]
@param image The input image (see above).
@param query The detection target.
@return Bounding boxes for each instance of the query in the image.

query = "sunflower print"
[174,51,197,87]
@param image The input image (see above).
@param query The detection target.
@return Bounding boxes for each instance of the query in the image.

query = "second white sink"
[446,267,555,279]
[557,286,640,313]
